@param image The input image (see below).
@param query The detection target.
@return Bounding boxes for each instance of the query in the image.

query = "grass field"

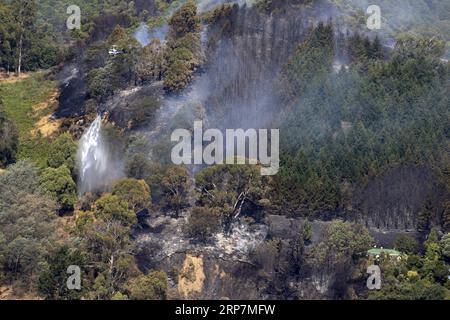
[0,72,58,168]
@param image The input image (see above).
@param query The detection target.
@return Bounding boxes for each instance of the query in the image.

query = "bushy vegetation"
[136,40,165,84]
[112,178,151,212]
[164,0,202,92]
[47,132,78,173]
[196,164,270,232]
[0,160,59,291]
[161,165,192,217]
[185,206,220,242]
[37,246,86,300]
[0,101,18,167]
[124,270,168,300]
[40,165,77,212]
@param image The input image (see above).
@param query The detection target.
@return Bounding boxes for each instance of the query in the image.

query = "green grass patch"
[0,72,58,168]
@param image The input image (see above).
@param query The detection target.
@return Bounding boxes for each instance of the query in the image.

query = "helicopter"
[108,45,123,56]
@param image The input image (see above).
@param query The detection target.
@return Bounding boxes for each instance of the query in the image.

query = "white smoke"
[197,0,255,12]
[134,22,168,47]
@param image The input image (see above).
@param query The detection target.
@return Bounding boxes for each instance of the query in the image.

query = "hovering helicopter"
[108,45,122,56]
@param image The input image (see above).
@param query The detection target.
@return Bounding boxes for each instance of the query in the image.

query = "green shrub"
[47,133,77,173]
[0,104,19,168]
[39,165,77,211]
[185,206,220,242]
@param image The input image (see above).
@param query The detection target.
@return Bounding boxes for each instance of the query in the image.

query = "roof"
[367,248,402,256]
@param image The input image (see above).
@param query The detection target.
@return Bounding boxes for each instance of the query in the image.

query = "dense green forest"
[275,25,449,218]
[0,0,449,300]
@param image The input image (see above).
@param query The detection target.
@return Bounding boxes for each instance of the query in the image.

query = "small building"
[367,247,404,261]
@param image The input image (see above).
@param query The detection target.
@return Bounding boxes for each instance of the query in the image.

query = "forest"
[0,0,449,300]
